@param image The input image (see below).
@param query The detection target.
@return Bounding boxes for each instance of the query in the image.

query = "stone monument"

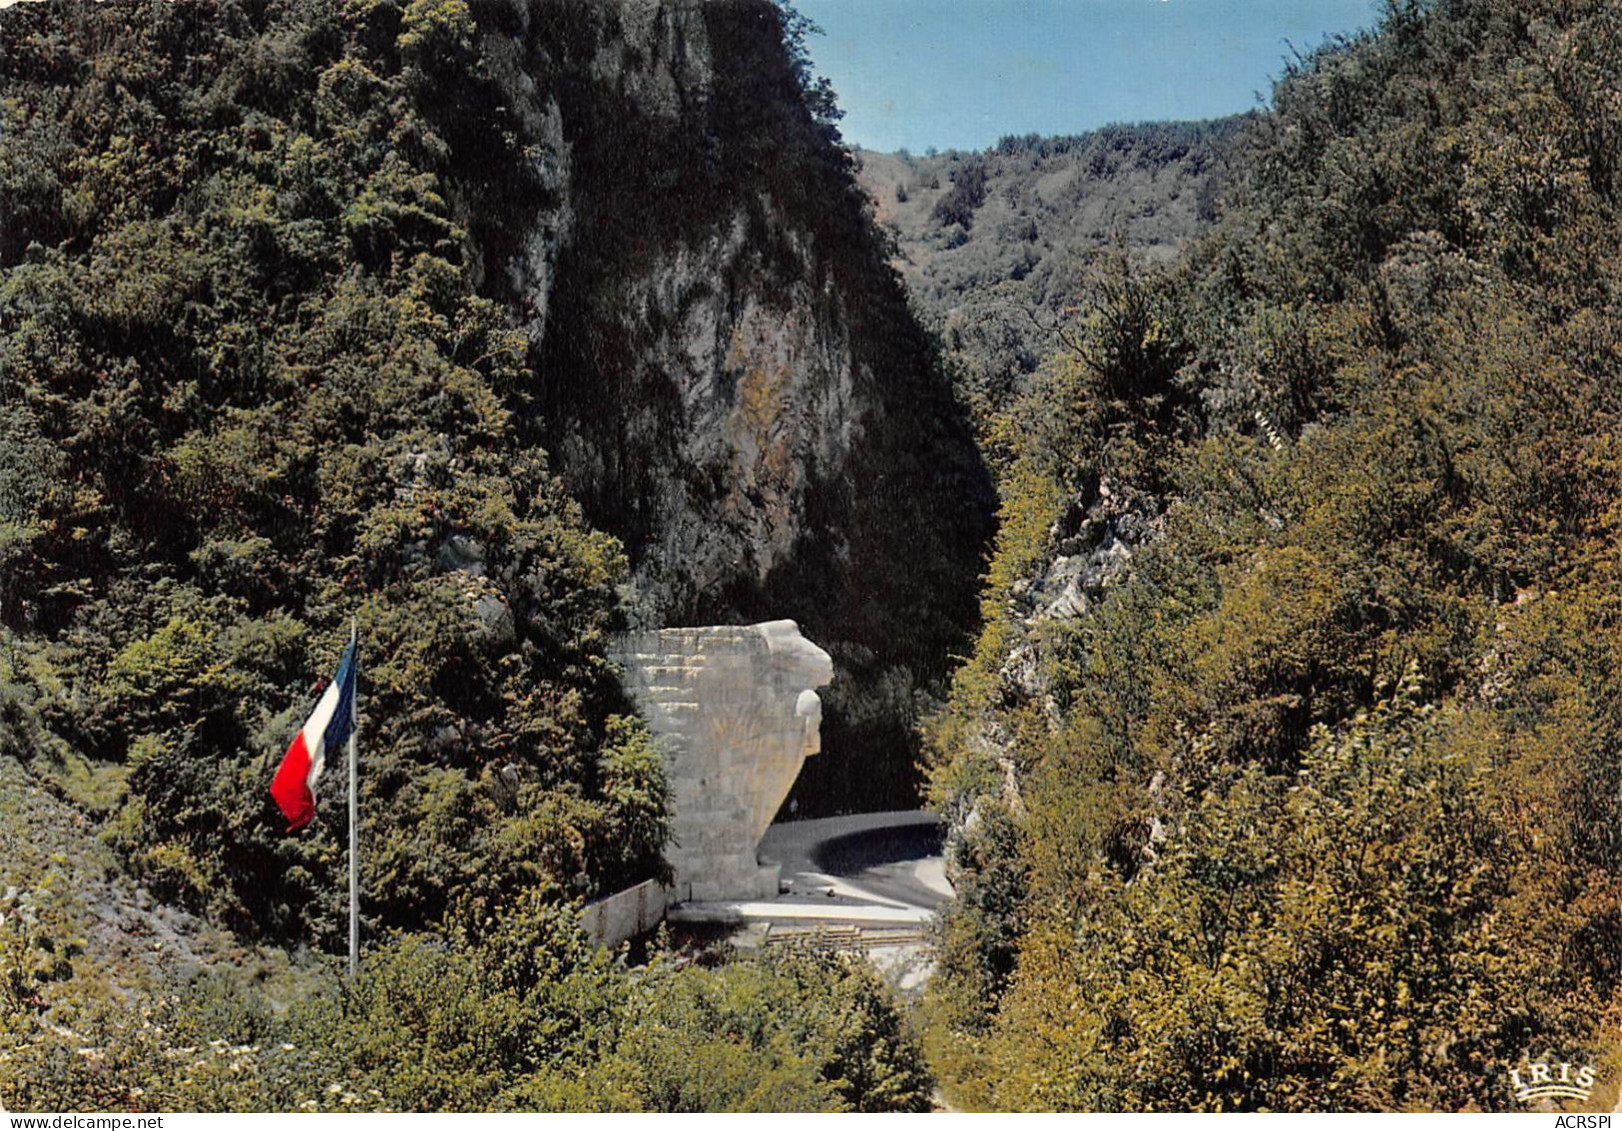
[611,619,833,901]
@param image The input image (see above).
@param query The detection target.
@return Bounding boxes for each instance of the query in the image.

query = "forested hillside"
[0,0,947,1110]
[925,0,1622,1110]
[0,0,666,947]
[9,0,1620,1114]
[855,120,1244,415]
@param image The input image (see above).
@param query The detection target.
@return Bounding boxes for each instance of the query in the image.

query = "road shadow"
[811,821,944,877]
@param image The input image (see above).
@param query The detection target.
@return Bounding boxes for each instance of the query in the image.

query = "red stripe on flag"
[270,730,316,832]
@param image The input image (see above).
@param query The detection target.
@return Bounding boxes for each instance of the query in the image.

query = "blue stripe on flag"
[321,638,358,755]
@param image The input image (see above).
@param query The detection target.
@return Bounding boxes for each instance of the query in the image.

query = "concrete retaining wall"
[580,879,671,947]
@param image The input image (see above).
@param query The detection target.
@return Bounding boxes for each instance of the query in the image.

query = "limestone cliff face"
[544,209,861,620]
[457,0,995,812]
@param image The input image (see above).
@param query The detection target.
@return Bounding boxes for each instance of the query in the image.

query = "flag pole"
[347,617,359,980]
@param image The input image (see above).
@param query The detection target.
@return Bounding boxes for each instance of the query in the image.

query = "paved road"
[756,809,953,914]
[667,810,953,928]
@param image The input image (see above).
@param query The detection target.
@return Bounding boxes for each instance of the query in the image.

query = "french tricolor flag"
[270,636,358,832]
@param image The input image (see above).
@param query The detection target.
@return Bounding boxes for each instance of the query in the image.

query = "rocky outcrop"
[1001,476,1159,704]
[612,620,833,901]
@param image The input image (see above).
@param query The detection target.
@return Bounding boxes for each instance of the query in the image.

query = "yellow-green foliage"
[926,0,1622,1110]
[0,892,933,1113]
[989,676,1615,1110]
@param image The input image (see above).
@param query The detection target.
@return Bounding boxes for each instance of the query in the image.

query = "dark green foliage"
[776,1,844,135]
[929,798,1027,1037]
[0,0,663,944]
[932,158,989,230]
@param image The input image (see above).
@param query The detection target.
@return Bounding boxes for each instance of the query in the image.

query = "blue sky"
[794,0,1383,153]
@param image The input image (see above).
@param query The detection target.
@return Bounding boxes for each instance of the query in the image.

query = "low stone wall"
[580,879,671,948]
[612,620,833,902]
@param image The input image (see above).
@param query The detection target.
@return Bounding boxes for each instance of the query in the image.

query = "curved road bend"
[665,810,952,926]
[758,809,953,914]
